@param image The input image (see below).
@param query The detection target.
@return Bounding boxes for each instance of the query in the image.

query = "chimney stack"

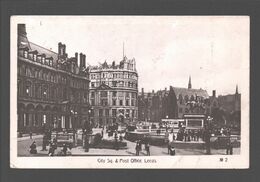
[212,90,216,97]
[58,42,67,58]
[79,53,83,67]
[141,88,144,95]
[75,52,78,61]
[58,42,62,55]
[83,54,86,68]
[64,44,66,55]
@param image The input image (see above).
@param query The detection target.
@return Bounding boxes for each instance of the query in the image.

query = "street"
[17,133,240,157]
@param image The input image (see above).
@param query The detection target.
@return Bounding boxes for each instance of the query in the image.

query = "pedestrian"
[135,141,140,156]
[62,143,68,156]
[169,145,176,156]
[187,130,191,142]
[101,128,104,138]
[29,131,33,139]
[41,135,47,151]
[167,141,171,154]
[194,130,198,141]
[29,141,37,154]
[184,130,188,142]
[145,142,150,156]
[172,133,175,141]
[119,134,123,142]
[226,138,233,155]
[53,137,57,146]
[84,135,89,152]
[191,130,195,141]
[48,142,56,156]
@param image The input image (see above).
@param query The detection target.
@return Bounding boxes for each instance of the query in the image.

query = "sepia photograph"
[10,16,249,168]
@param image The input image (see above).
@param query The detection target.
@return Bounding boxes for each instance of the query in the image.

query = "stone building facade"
[88,57,138,126]
[17,24,90,133]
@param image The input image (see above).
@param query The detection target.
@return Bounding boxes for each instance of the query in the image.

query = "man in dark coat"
[226,138,233,155]
[62,143,68,156]
[145,142,150,156]
[84,135,89,152]
[135,141,140,156]
[41,135,47,151]
[30,141,37,154]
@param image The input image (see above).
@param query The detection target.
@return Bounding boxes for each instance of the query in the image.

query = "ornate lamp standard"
[205,116,213,155]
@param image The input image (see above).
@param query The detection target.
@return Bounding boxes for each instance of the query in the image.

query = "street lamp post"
[205,116,213,155]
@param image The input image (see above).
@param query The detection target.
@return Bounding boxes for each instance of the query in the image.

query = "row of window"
[91,91,137,98]
[18,80,88,103]
[19,65,89,89]
[90,98,137,106]
[90,80,138,89]
[21,50,54,67]
[178,95,205,104]
[178,107,206,114]
[90,72,137,80]
[18,112,47,127]
[98,109,136,118]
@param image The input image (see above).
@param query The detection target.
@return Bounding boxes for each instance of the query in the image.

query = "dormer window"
[33,54,37,61]
[24,51,28,58]
[49,58,53,66]
[42,57,46,64]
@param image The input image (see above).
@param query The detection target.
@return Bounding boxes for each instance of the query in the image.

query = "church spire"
[188,75,192,89]
[236,84,238,94]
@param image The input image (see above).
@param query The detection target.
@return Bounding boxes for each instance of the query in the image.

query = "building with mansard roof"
[88,56,138,126]
[17,24,90,134]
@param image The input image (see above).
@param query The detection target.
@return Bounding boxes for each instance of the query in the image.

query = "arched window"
[34,70,38,78]
[47,72,51,81]
[42,85,48,99]
[18,79,22,96]
[25,81,32,97]
[190,95,195,101]
[39,70,42,79]
[35,83,41,99]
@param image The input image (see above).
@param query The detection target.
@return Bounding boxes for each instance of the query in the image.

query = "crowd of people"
[175,128,203,142]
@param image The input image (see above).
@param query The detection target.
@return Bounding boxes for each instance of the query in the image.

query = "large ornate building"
[17,24,90,133]
[138,77,210,122]
[88,57,138,126]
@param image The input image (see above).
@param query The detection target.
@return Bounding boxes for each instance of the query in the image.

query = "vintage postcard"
[10,16,249,168]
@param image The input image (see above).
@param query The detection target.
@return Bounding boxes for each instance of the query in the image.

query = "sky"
[14,16,249,96]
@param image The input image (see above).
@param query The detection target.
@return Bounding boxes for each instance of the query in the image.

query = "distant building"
[217,85,241,113]
[17,24,90,133]
[88,56,138,126]
[138,77,210,122]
